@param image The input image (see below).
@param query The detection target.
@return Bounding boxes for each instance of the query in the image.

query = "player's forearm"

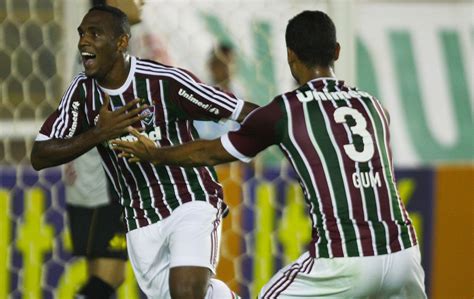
[31,128,105,170]
[152,139,235,167]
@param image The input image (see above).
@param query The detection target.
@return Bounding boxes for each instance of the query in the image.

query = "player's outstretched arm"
[112,128,236,167]
[31,96,146,170]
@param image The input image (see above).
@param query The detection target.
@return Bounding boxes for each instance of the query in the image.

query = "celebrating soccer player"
[31,5,257,299]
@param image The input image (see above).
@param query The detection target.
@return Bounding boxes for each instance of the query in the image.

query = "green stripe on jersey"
[125,206,137,231]
[166,120,198,200]
[285,140,330,257]
[94,87,102,110]
[185,167,208,202]
[110,95,123,109]
[188,124,216,199]
[127,163,160,224]
[117,172,136,229]
[282,98,330,257]
[78,86,90,131]
[152,165,180,210]
[304,100,359,257]
[137,75,180,212]
[361,96,412,249]
[169,119,207,200]
[358,161,388,255]
[135,76,149,104]
[162,80,187,121]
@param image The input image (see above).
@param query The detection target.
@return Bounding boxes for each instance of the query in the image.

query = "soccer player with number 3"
[113,11,427,298]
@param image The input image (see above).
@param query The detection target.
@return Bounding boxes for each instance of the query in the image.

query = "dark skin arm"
[111,101,259,166]
[112,128,237,167]
[31,94,147,170]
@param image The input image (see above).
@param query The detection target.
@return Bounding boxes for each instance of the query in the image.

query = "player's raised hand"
[95,93,147,141]
[112,127,158,163]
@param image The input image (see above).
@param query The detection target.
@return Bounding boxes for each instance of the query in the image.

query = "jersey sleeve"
[167,68,244,121]
[36,75,88,141]
[220,97,284,162]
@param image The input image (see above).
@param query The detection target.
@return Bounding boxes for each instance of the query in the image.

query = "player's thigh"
[380,246,427,298]
[258,252,376,298]
[87,201,128,260]
[168,201,222,273]
[126,221,171,299]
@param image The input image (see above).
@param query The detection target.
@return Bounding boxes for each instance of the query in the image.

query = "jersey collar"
[98,56,136,96]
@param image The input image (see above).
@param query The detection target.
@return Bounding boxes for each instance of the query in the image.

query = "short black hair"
[91,0,106,6]
[285,10,337,67]
[88,5,131,37]
[215,42,234,56]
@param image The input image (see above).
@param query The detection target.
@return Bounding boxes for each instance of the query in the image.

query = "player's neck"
[98,55,131,89]
[298,65,336,85]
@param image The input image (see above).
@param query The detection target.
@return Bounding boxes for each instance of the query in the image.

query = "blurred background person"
[194,43,246,140]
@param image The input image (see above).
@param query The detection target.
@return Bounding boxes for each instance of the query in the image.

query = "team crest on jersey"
[140,106,155,126]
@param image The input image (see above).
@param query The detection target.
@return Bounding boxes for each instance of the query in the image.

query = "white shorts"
[126,201,222,299]
[259,245,426,298]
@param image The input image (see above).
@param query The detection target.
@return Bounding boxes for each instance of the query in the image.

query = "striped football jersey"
[222,78,417,258]
[37,56,244,231]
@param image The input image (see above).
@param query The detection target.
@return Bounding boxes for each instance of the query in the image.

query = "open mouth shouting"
[81,51,97,69]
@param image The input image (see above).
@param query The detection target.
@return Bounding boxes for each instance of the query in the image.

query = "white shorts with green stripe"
[258,245,426,298]
[126,201,224,299]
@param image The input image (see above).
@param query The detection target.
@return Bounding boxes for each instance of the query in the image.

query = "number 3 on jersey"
[333,107,374,162]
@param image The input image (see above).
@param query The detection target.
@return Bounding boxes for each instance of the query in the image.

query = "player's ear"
[287,48,297,65]
[334,42,341,61]
[117,34,130,53]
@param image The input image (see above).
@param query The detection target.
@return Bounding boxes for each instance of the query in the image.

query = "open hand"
[111,127,158,163]
[95,93,147,142]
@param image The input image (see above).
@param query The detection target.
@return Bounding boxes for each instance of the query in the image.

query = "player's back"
[279,78,417,258]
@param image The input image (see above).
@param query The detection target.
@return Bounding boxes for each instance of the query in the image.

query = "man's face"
[77,11,122,79]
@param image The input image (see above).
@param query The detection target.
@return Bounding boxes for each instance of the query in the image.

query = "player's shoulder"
[276,86,307,103]
[135,57,171,69]
[349,85,375,98]
[64,72,90,94]
[249,94,286,119]
[69,72,89,85]
[134,57,199,82]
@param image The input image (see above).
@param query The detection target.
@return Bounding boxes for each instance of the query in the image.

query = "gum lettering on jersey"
[352,171,382,188]
[296,89,371,102]
[66,101,80,138]
[178,88,220,115]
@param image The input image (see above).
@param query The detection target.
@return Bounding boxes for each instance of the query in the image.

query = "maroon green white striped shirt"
[221,78,417,258]
[37,56,244,231]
